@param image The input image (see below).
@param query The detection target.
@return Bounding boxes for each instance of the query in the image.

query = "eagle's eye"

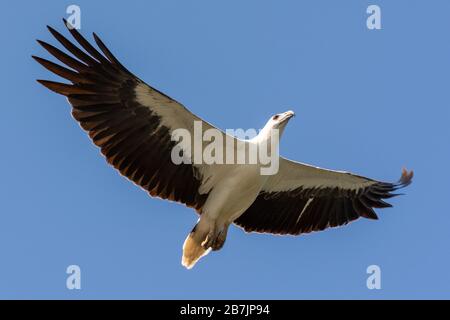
[273,115,280,120]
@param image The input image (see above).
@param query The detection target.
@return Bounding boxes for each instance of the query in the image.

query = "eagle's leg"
[210,224,229,251]
[201,222,229,251]
[201,225,217,250]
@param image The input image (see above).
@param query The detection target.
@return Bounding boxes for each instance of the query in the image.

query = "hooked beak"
[281,110,295,122]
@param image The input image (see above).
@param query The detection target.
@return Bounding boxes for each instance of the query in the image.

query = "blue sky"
[1,0,449,299]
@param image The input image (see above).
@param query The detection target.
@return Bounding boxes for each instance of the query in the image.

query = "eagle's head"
[269,110,295,128]
[259,110,295,141]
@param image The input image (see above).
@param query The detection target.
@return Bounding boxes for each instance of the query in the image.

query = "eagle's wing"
[33,20,228,212]
[234,157,413,235]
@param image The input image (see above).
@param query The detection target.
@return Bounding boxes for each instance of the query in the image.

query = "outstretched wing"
[33,20,224,212]
[234,157,413,235]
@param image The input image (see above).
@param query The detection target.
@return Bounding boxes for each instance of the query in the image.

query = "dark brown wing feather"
[234,169,413,235]
[34,20,207,211]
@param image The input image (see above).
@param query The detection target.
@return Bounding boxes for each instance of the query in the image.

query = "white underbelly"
[202,164,267,223]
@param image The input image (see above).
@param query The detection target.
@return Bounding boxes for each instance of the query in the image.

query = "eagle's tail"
[182,220,211,269]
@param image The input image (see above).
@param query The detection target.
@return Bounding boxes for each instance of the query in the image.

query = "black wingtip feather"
[62,18,72,30]
[36,79,66,95]
[92,32,132,75]
[62,19,110,65]
[37,79,97,95]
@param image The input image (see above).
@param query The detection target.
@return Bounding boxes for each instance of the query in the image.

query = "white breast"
[202,163,267,224]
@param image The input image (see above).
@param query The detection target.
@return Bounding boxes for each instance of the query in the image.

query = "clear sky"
[1,0,449,299]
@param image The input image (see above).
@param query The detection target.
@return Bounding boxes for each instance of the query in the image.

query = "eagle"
[34,20,413,269]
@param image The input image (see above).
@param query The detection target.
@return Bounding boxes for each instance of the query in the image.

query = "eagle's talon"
[201,234,214,250]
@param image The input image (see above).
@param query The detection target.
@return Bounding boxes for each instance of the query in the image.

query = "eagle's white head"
[259,110,295,140]
[268,110,295,128]
[255,110,295,143]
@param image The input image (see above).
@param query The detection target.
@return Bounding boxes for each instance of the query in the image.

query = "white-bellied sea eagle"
[34,20,413,269]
